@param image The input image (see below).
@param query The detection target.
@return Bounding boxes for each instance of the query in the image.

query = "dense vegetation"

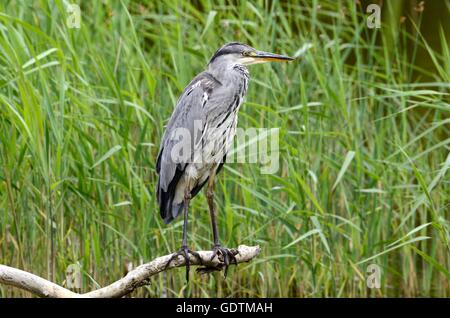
[0,0,448,297]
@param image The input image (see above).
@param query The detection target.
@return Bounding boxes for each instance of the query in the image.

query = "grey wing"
[156,71,220,223]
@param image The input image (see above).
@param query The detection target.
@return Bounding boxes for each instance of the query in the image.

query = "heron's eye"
[242,51,250,56]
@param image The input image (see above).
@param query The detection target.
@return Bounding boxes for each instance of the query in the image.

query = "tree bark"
[0,245,261,298]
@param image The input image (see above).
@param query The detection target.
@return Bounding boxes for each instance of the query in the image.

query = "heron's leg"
[206,170,238,277]
[164,188,202,282]
[206,177,220,247]
[181,191,190,247]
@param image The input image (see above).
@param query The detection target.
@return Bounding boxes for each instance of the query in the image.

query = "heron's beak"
[252,50,295,63]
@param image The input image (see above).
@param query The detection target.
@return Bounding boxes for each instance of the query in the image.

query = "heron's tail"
[156,178,184,224]
[163,202,184,224]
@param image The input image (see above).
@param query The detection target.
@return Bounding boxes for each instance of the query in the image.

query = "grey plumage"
[157,44,250,223]
[155,42,293,281]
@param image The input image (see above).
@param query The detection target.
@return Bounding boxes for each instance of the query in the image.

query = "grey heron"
[156,42,293,281]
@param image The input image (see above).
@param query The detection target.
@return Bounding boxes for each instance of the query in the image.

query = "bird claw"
[209,244,238,278]
[164,246,203,282]
[196,266,222,275]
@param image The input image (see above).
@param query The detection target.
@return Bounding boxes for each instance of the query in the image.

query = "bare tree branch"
[0,265,79,298]
[0,245,261,298]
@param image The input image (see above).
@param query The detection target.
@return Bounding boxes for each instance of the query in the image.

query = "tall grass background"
[0,0,449,297]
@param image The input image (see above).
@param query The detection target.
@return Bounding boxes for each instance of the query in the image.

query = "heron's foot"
[164,245,202,282]
[209,244,239,278]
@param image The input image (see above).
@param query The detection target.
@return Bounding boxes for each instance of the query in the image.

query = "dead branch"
[0,245,261,298]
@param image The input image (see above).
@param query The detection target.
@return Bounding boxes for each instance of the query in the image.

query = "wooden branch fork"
[0,245,260,298]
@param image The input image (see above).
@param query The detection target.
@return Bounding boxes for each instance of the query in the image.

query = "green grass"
[0,0,449,297]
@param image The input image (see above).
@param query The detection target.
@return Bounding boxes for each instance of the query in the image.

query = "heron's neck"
[207,63,249,83]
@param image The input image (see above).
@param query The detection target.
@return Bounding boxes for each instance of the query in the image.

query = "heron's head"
[208,42,294,67]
